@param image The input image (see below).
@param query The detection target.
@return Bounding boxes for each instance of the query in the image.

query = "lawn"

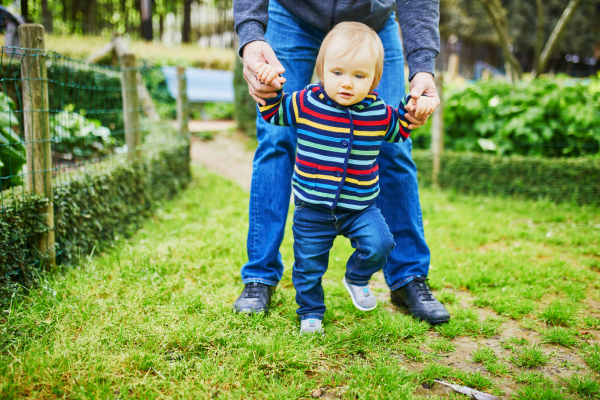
[1,34,236,69]
[1,167,599,399]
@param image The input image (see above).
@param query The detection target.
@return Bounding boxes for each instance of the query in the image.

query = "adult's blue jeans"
[241,0,430,290]
[292,199,395,320]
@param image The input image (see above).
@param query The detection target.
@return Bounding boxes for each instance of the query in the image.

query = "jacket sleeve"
[234,0,269,56]
[396,0,440,81]
[258,85,303,126]
[383,94,413,143]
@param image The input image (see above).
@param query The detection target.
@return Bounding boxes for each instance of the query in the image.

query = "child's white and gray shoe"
[300,318,323,335]
[343,277,377,311]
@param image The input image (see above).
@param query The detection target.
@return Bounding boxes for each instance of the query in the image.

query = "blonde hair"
[316,22,384,92]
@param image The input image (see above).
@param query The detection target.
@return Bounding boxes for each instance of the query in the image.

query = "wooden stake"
[447,53,459,82]
[431,74,444,188]
[112,35,160,122]
[120,53,141,161]
[176,67,189,138]
[19,24,55,266]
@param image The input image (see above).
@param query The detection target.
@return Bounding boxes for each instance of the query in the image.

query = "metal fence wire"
[0,36,187,281]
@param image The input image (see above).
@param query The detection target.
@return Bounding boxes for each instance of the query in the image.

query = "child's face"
[322,38,377,106]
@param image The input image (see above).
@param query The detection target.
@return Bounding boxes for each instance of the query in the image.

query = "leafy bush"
[52,104,117,161]
[0,92,24,189]
[442,77,600,157]
[192,102,234,121]
[0,144,191,304]
[141,64,177,120]
[412,150,600,206]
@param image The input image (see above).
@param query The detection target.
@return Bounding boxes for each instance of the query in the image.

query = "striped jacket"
[259,83,413,211]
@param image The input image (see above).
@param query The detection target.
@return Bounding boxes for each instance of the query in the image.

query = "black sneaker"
[233,282,275,314]
[390,277,450,325]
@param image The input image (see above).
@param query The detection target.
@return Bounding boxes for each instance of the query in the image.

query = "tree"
[21,0,28,22]
[42,0,52,33]
[182,0,192,43]
[533,0,582,77]
[86,0,96,34]
[440,0,599,78]
[473,0,587,80]
[141,0,153,41]
[478,0,522,82]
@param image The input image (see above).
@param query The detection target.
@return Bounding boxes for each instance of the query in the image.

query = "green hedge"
[413,150,600,205]
[0,144,191,303]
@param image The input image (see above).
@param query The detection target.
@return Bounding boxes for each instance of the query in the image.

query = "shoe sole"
[390,293,449,325]
[343,278,377,312]
[232,306,268,315]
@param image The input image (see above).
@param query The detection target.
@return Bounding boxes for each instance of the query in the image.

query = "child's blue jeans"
[292,198,395,320]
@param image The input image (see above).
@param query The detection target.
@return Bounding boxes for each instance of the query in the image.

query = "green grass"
[580,344,600,373]
[564,374,600,398]
[541,327,579,347]
[471,347,497,363]
[484,361,512,377]
[540,300,579,326]
[511,345,551,368]
[1,166,600,399]
[513,384,566,400]
[427,338,456,355]
[41,34,236,68]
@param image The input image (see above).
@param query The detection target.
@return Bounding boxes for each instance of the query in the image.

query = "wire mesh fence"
[0,26,189,291]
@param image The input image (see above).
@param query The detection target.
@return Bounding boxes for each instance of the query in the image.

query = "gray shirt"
[233,0,439,80]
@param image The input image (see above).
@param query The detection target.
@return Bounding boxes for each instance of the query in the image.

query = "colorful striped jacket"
[259,83,413,211]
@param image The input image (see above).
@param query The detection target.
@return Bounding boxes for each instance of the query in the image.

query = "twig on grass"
[152,367,166,380]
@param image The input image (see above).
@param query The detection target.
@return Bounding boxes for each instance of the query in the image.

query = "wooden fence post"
[176,67,189,138]
[447,53,459,82]
[120,53,141,161]
[431,74,444,188]
[19,24,55,266]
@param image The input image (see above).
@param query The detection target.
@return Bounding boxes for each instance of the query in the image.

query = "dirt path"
[189,121,254,192]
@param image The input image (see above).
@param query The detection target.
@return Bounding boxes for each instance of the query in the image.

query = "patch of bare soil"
[189,127,254,192]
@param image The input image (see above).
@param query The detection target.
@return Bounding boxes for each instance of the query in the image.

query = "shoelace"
[244,283,263,298]
[413,277,434,301]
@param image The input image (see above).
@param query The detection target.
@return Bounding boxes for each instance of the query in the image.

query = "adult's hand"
[406,72,441,129]
[242,41,286,106]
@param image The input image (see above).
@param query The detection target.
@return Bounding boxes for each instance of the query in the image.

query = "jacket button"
[335,171,342,177]
[342,140,349,146]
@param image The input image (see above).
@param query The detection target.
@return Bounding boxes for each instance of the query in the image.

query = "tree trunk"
[141,0,153,41]
[182,0,192,43]
[534,0,582,78]
[159,14,164,40]
[478,0,522,83]
[122,0,128,34]
[21,0,28,22]
[533,0,544,74]
[42,0,53,33]
[71,0,80,33]
[62,0,68,24]
[87,0,96,34]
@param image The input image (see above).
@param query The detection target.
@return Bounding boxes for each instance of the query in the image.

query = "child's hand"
[407,96,437,118]
[257,62,286,86]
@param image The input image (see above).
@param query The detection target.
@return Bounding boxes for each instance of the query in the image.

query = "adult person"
[232,0,450,324]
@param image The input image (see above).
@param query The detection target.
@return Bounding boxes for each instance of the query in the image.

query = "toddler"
[256,22,435,334]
